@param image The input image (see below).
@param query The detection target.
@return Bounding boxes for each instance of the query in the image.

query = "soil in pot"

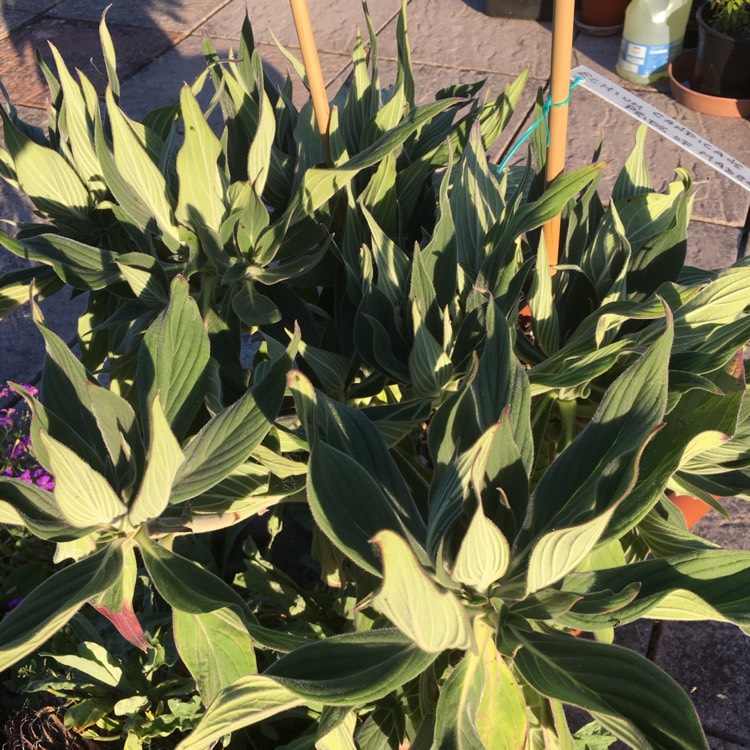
[693,2,750,98]
[670,48,750,117]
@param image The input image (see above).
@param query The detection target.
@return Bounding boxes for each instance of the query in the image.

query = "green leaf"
[128,394,185,526]
[408,321,453,397]
[294,97,462,217]
[371,530,473,653]
[525,505,618,596]
[431,300,533,474]
[307,441,409,576]
[0,546,122,671]
[247,72,275,197]
[528,232,560,356]
[39,429,127,528]
[452,503,510,594]
[170,332,296,503]
[519,305,673,544]
[267,628,436,704]
[450,123,503,275]
[105,88,179,243]
[99,9,120,100]
[361,204,409,307]
[175,85,227,231]
[413,160,455,310]
[0,476,89,541]
[175,676,303,750]
[560,549,750,630]
[2,230,120,290]
[86,382,142,494]
[0,266,63,319]
[606,354,744,542]
[231,281,282,326]
[395,0,415,107]
[514,630,708,750]
[511,163,606,237]
[137,530,246,614]
[291,370,427,546]
[433,619,527,750]
[45,640,124,688]
[48,45,104,196]
[612,125,653,201]
[137,276,210,439]
[116,252,170,308]
[173,606,257,706]
[0,105,91,220]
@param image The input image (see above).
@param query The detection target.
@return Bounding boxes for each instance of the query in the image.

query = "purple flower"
[33,468,54,490]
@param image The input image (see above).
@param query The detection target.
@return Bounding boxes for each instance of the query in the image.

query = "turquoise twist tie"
[496,76,583,175]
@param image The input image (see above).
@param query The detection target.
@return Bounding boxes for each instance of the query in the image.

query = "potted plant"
[669,0,750,116]
[577,0,632,34]
[1,3,750,747]
[694,0,750,97]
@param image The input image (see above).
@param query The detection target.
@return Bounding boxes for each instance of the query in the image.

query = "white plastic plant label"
[571,65,750,193]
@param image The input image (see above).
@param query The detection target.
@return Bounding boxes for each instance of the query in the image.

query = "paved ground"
[1,1,750,746]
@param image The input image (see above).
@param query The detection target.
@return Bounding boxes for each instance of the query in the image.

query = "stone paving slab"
[0,284,86,387]
[685,221,742,271]
[561,87,750,226]
[199,0,402,55]
[376,0,553,81]
[1,10,38,40]
[0,17,181,108]
[705,740,748,749]
[0,2,63,39]
[654,621,750,746]
[693,497,750,551]
[47,0,231,33]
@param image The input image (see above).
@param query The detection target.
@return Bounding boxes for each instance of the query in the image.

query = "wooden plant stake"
[543,0,576,273]
[290,0,331,164]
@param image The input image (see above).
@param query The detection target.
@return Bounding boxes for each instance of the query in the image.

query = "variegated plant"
[0,1,526,405]
[167,299,750,750]
[0,279,306,691]
[0,1,749,748]
[518,122,750,510]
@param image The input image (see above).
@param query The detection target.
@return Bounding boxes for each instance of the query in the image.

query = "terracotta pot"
[580,0,631,27]
[484,0,553,20]
[668,492,712,528]
[693,2,750,99]
[669,48,750,118]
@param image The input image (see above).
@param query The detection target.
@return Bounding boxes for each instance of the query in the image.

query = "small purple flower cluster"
[0,384,54,491]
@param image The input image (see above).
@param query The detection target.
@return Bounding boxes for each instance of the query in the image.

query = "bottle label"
[617,38,682,78]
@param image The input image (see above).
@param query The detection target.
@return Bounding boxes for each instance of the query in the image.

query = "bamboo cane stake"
[543,0,576,272]
[290,0,331,164]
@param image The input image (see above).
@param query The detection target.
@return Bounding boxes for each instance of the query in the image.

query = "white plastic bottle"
[616,0,692,84]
